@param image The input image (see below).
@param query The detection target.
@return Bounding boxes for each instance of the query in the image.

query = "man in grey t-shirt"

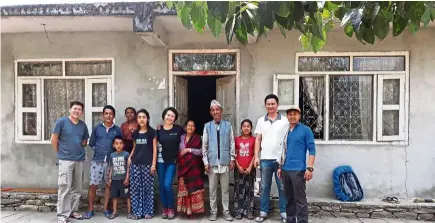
[51,101,89,223]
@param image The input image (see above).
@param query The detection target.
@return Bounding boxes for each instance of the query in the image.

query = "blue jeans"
[157,162,176,209]
[260,160,286,216]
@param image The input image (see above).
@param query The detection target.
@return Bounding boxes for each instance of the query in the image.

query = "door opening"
[185,76,218,135]
[174,75,236,132]
[173,74,237,183]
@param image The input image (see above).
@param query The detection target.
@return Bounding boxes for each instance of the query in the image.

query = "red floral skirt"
[176,177,204,215]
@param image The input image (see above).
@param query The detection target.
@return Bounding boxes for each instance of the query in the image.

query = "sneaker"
[167,209,175,220]
[162,208,168,219]
[280,212,287,222]
[223,212,233,221]
[209,213,218,221]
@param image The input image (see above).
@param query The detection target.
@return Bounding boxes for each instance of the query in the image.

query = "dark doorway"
[184,76,220,183]
[185,76,219,135]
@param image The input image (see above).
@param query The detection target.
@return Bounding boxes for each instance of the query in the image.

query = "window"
[273,52,408,143]
[15,59,114,143]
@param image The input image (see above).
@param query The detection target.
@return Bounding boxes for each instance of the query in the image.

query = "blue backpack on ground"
[333,165,364,201]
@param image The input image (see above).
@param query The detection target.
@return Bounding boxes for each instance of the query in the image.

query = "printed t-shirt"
[235,136,255,169]
[132,128,156,165]
[157,125,184,163]
[109,151,130,180]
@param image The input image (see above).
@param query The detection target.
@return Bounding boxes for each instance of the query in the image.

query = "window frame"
[276,51,409,145]
[16,79,42,141]
[15,58,115,144]
[377,74,405,142]
[273,74,300,111]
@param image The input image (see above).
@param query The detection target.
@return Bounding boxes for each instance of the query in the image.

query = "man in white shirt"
[254,94,289,223]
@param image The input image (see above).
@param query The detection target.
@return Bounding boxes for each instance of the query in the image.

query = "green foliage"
[165,1,435,52]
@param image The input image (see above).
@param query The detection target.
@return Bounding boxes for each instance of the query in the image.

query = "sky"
[0,0,151,7]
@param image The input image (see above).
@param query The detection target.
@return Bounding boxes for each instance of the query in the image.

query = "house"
[1,2,434,200]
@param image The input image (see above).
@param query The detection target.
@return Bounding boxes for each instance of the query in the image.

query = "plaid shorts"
[89,161,108,186]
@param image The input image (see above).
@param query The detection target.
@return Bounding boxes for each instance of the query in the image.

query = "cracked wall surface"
[1,28,434,199]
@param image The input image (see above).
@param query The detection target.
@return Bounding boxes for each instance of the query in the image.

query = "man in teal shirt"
[278,106,316,223]
[51,101,89,223]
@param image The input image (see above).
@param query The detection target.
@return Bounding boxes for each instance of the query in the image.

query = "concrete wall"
[2,27,434,199]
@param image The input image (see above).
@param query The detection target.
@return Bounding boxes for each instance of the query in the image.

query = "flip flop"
[69,212,83,220]
[382,196,399,204]
[127,214,139,220]
[108,213,118,219]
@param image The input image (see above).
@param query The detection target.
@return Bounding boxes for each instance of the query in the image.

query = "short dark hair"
[184,119,196,127]
[136,109,151,127]
[69,101,84,109]
[103,105,116,116]
[112,135,124,145]
[162,107,178,122]
[264,94,279,104]
[240,119,253,136]
[125,107,136,115]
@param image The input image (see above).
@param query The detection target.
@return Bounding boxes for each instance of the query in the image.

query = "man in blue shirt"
[51,101,89,223]
[278,106,316,223]
[83,105,122,219]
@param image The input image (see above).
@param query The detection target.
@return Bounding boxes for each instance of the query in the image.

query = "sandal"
[57,218,67,223]
[128,214,139,220]
[144,214,153,219]
[103,210,112,218]
[82,211,94,219]
[382,196,399,204]
[108,213,118,219]
[69,212,83,220]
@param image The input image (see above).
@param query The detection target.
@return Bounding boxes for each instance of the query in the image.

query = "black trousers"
[282,170,308,223]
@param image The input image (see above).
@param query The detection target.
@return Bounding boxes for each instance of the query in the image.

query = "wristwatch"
[307,167,314,172]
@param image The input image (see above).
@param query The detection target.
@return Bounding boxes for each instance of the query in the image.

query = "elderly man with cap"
[202,99,235,221]
[277,105,316,223]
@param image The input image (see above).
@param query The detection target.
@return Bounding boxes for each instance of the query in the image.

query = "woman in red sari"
[176,120,204,218]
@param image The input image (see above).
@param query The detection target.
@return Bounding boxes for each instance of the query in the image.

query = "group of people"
[51,93,316,223]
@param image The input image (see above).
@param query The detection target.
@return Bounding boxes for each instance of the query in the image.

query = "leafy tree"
[165,1,435,52]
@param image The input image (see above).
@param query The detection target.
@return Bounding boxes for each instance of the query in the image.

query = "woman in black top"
[156,107,184,219]
[128,109,157,219]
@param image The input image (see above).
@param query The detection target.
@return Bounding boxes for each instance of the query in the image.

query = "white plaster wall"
[1,27,434,199]
[1,32,168,189]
